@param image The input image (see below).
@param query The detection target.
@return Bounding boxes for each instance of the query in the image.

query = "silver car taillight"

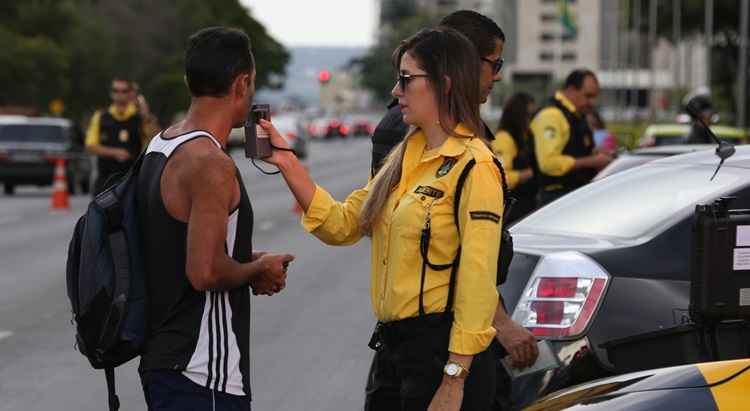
[512,251,610,339]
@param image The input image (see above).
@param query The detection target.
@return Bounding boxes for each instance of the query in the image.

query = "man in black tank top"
[136,27,294,411]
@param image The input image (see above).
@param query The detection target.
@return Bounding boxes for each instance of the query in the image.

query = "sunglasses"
[481,57,504,75]
[111,87,131,94]
[397,73,429,92]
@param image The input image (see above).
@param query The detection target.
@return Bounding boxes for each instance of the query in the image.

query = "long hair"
[359,27,482,234]
[498,92,535,148]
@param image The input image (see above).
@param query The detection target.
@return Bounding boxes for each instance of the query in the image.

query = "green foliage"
[356,13,439,104]
[0,0,290,123]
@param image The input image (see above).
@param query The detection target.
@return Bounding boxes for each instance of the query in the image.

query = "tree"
[355,13,438,104]
[0,0,290,123]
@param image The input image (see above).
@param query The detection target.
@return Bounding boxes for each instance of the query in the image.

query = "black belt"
[369,312,452,351]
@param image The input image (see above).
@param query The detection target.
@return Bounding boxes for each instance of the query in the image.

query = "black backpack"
[66,155,146,411]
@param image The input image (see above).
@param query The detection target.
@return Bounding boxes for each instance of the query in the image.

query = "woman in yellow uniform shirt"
[492,92,537,224]
[262,28,503,411]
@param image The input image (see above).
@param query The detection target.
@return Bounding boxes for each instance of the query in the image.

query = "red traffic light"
[318,70,331,83]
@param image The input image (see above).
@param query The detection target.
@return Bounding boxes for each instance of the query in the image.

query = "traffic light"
[318,70,331,84]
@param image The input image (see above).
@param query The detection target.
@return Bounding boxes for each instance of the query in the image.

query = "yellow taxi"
[525,359,750,411]
[639,124,747,147]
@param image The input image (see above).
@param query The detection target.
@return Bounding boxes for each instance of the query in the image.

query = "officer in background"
[492,92,537,224]
[685,95,716,144]
[530,69,613,206]
[85,76,148,195]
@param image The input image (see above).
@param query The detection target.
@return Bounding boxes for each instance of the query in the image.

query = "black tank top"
[136,130,254,397]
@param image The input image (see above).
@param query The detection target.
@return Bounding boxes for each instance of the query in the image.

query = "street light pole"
[705,0,713,89]
[649,0,658,119]
[739,0,749,128]
[672,0,681,111]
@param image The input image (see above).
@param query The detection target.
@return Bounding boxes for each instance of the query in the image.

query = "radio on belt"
[690,197,750,323]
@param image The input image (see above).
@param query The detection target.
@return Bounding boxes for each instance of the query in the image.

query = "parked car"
[0,116,90,195]
[639,124,747,147]
[525,359,750,411]
[269,114,308,159]
[502,146,750,407]
[347,117,375,137]
[594,144,715,181]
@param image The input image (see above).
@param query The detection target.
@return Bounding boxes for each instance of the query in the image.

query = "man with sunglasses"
[530,69,613,206]
[368,10,539,411]
[85,76,149,195]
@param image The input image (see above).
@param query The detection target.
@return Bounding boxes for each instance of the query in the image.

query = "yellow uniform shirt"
[85,103,150,147]
[530,91,578,177]
[302,125,501,355]
[490,130,521,190]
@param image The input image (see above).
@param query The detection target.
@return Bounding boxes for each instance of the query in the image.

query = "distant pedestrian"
[492,92,537,224]
[585,109,617,152]
[85,77,148,195]
[530,69,613,206]
[136,27,293,411]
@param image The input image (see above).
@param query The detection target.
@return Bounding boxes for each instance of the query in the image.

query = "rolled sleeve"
[449,161,500,355]
[301,184,368,246]
[531,109,575,177]
[85,110,102,147]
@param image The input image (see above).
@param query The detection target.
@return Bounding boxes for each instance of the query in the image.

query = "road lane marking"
[0,330,14,341]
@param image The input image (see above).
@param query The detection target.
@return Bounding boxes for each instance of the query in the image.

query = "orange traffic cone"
[50,158,70,212]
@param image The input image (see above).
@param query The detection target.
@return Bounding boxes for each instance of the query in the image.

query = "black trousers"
[141,370,251,411]
[364,314,497,411]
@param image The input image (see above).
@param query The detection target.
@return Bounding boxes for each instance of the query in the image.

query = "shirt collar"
[555,91,578,114]
[108,103,137,121]
[405,123,474,162]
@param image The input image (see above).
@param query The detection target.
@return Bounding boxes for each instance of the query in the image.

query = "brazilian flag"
[559,0,578,38]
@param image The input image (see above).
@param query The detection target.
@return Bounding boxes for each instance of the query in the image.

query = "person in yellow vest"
[264,28,503,410]
[492,92,537,224]
[530,69,613,206]
[85,77,149,195]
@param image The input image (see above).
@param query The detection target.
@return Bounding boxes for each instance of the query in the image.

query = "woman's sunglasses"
[397,73,429,92]
[481,57,504,75]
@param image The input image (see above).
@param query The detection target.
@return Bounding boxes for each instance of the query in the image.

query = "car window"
[515,163,750,239]
[0,124,66,143]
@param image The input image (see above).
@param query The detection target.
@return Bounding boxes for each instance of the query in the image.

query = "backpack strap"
[92,155,143,355]
[105,367,120,411]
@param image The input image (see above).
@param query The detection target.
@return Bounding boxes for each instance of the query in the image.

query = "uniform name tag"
[414,185,444,199]
[470,211,501,223]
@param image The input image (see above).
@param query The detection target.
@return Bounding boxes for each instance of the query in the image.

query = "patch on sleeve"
[543,127,557,140]
[414,185,444,199]
[469,211,501,223]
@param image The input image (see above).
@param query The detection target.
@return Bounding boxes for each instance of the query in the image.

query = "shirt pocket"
[398,189,457,265]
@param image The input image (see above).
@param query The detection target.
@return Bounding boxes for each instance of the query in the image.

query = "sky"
[241,0,377,48]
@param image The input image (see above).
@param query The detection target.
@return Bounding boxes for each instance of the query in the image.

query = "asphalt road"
[0,138,377,411]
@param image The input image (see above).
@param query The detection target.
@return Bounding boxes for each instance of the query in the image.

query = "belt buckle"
[368,323,384,351]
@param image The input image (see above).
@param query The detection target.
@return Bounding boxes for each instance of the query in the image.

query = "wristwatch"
[443,360,469,379]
